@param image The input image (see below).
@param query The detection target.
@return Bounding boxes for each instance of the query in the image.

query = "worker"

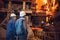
[15,11,27,40]
[6,13,16,40]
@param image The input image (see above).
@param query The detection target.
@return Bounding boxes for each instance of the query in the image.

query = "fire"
[43,0,47,4]
[36,0,58,22]
[36,0,47,12]
[51,3,58,13]
[36,0,58,14]
[50,0,58,15]
[46,0,58,15]
[46,0,58,22]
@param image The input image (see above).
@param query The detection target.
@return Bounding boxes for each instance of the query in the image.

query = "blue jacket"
[15,17,27,35]
[6,19,16,37]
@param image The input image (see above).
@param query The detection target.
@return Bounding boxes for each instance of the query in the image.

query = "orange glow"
[51,0,58,15]
[36,0,58,22]
[46,17,49,22]
[47,0,58,15]
[51,3,58,13]
[32,28,43,30]
[36,0,47,12]
[36,0,58,14]
[43,0,47,4]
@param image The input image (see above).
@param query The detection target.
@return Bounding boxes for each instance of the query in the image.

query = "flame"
[36,0,58,14]
[36,0,58,22]
[46,0,58,22]
[43,0,47,4]
[51,3,58,13]
[36,0,47,12]
[44,0,58,15]
[51,0,58,15]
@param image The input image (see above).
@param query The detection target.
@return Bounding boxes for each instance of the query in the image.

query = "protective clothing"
[10,13,16,17]
[19,11,26,17]
[15,17,27,40]
[15,17,27,34]
[6,19,16,40]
